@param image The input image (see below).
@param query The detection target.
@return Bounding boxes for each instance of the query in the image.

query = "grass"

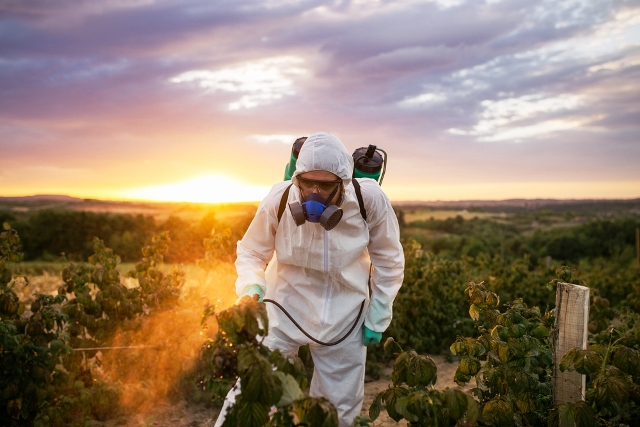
[403,209,506,223]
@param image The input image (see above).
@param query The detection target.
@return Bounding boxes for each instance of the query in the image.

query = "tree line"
[0,209,254,264]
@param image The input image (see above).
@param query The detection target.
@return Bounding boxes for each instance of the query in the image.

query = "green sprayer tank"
[284,137,386,184]
[284,137,307,180]
[352,145,384,183]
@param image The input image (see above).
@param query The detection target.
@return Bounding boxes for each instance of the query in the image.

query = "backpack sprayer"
[284,137,387,185]
[266,137,388,346]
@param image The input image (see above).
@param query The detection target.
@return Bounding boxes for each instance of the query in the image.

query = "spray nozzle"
[364,145,377,162]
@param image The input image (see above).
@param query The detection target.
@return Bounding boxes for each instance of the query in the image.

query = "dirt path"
[97,355,471,427]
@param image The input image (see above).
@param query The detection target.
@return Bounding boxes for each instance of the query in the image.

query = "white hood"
[292,132,353,186]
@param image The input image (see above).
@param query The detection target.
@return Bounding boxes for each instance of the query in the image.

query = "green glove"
[237,284,264,303]
[363,325,382,346]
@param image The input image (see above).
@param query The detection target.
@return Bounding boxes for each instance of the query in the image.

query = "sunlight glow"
[119,174,271,203]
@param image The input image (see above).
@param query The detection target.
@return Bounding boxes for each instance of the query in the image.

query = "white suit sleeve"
[234,183,287,297]
[361,181,405,333]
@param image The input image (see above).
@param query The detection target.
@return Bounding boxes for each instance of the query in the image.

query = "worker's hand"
[363,325,382,346]
[235,284,264,305]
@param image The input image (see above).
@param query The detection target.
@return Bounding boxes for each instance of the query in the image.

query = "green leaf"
[391,352,409,385]
[351,416,373,426]
[482,397,513,426]
[469,304,481,321]
[227,400,269,427]
[368,394,382,421]
[573,350,602,375]
[558,401,596,427]
[513,393,536,413]
[484,309,500,325]
[485,292,499,307]
[450,341,465,356]
[236,347,258,374]
[506,337,526,358]
[392,351,437,387]
[49,339,67,354]
[458,356,481,376]
[559,347,581,372]
[244,366,283,406]
[571,401,596,427]
[464,392,479,426]
[269,350,307,390]
[592,367,630,407]
[274,372,305,406]
[470,340,486,357]
[444,389,468,420]
[454,369,472,386]
[509,323,527,339]
[612,345,640,376]
[497,343,510,364]
[505,368,535,394]
[381,386,410,422]
[394,392,423,423]
[490,326,507,344]
[384,337,403,356]
[294,397,338,427]
[450,337,484,357]
[237,347,283,405]
[529,324,549,341]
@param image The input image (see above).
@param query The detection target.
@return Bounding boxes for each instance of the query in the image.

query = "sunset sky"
[1,0,639,203]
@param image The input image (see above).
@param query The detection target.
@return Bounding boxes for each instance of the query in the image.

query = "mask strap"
[324,182,341,205]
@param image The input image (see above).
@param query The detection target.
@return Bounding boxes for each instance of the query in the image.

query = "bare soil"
[96,354,472,427]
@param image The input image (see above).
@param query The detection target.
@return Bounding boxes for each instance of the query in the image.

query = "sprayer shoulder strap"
[352,178,367,221]
[276,180,367,223]
[277,184,293,223]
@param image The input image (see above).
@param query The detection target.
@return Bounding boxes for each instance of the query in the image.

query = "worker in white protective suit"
[215,132,404,427]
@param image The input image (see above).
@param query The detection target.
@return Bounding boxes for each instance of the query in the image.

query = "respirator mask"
[289,177,343,231]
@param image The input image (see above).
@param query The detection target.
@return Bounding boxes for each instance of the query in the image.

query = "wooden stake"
[553,282,590,407]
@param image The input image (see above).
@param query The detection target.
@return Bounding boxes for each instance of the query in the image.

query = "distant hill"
[0,194,83,202]
[395,198,640,215]
[0,194,259,222]
[2,194,639,216]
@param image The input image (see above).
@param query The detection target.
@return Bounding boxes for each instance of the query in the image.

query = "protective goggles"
[296,177,342,196]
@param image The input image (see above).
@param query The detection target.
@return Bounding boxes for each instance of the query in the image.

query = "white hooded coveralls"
[220,132,404,427]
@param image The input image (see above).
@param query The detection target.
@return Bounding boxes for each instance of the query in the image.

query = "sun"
[120,174,271,203]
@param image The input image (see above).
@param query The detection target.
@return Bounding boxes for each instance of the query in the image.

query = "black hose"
[263,299,365,346]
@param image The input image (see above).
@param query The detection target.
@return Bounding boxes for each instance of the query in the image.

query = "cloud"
[448,94,586,141]
[245,134,297,144]
[398,92,447,107]
[170,56,307,110]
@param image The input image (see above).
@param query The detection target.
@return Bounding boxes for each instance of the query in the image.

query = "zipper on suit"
[321,229,331,326]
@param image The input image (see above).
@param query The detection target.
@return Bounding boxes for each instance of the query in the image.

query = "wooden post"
[553,282,590,406]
